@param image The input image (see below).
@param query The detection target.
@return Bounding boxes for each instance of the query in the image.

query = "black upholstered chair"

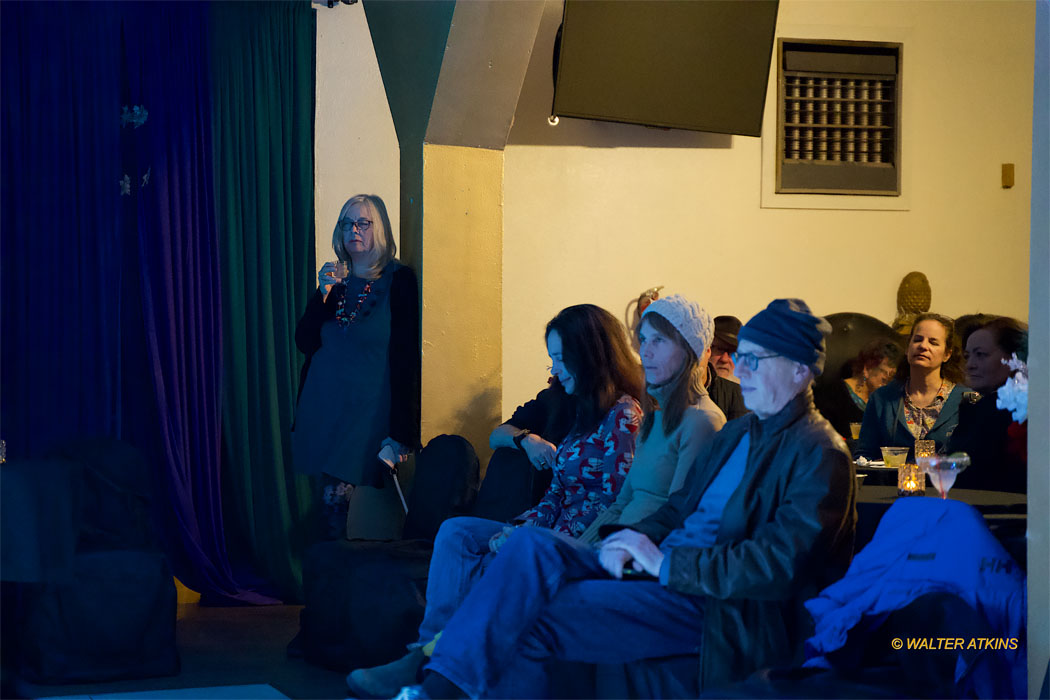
[8,437,178,684]
[817,312,898,389]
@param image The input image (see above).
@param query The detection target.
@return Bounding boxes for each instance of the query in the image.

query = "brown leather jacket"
[603,389,856,691]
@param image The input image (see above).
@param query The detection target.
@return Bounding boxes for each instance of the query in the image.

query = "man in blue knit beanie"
[398,299,855,700]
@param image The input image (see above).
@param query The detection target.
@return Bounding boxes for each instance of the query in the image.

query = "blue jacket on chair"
[804,497,1026,699]
[855,380,968,460]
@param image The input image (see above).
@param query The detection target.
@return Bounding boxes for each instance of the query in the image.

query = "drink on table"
[880,446,909,469]
[920,453,971,499]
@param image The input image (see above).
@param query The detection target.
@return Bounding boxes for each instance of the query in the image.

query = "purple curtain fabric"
[119,3,276,605]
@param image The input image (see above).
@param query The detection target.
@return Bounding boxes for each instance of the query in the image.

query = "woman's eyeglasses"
[731,351,783,372]
[337,218,372,233]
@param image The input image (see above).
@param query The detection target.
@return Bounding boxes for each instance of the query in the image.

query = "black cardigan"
[948,391,1027,493]
[293,264,421,450]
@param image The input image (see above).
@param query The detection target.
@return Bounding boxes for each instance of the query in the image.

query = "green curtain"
[210,0,316,601]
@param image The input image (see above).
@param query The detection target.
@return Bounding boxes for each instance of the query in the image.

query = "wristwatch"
[512,429,531,450]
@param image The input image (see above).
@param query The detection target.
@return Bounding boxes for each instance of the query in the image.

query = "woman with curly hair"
[856,313,969,460]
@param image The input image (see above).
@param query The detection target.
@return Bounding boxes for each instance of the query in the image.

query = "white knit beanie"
[642,294,713,360]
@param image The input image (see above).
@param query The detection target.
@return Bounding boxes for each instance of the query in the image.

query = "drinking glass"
[333,260,349,281]
[920,453,971,499]
[914,440,936,459]
[849,422,862,440]
[880,446,909,469]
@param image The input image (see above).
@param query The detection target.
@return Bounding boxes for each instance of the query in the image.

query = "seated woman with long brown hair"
[856,313,969,460]
[578,295,726,543]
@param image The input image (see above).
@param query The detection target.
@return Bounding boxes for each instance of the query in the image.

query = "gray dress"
[291,265,396,486]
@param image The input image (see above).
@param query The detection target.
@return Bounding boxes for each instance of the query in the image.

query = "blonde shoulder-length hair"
[332,194,396,278]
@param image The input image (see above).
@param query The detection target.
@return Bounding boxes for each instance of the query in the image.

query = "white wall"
[1026,1,1049,692]
[502,0,1034,416]
[314,3,400,273]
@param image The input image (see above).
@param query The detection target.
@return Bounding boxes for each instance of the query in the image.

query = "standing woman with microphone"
[292,194,420,540]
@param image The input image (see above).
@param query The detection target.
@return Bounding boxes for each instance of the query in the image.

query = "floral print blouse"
[903,379,955,439]
[518,394,641,537]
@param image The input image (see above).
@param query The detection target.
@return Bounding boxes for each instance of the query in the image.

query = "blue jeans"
[416,516,505,644]
[426,526,705,698]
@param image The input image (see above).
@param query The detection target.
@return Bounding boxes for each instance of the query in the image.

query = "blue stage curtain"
[1,2,124,451]
[2,1,280,604]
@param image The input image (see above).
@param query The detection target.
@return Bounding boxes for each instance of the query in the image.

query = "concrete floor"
[15,605,349,700]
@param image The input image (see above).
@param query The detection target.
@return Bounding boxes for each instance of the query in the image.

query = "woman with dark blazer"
[856,313,968,460]
[949,316,1028,492]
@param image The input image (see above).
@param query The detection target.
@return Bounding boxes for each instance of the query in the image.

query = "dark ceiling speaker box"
[553,0,780,136]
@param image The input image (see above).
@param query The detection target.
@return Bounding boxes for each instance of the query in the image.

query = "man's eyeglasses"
[731,351,783,372]
[337,218,372,233]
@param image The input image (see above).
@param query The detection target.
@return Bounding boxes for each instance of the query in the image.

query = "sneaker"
[346,648,426,699]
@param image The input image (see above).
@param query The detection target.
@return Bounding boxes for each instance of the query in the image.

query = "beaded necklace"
[335,280,375,328]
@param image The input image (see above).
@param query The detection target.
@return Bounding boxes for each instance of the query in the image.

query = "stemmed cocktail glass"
[918,453,971,499]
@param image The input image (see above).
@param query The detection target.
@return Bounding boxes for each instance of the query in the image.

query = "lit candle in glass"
[897,463,925,497]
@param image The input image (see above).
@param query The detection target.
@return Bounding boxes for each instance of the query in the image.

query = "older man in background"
[406,299,856,700]
[710,314,742,382]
